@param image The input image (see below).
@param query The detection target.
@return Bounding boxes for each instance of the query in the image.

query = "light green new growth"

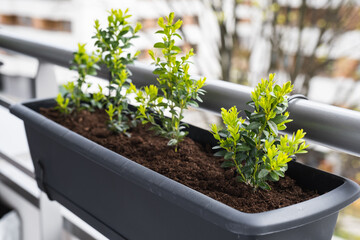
[210,74,309,190]
[71,43,100,110]
[135,12,206,152]
[57,43,100,114]
[71,43,100,88]
[90,84,105,110]
[55,93,70,115]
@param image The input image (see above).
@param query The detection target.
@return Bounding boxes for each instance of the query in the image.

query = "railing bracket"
[288,94,308,103]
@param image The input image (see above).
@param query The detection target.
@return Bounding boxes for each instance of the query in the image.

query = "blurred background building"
[1,0,360,239]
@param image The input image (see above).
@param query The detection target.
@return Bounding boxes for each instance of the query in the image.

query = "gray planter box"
[10,99,360,240]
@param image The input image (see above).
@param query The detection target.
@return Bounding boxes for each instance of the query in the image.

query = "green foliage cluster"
[56,43,100,114]
[210,74,309,190]
[55,94,70,115]
[54,9,308,191]
[135,12,206,152]
[93,9,142,133]
[56,9,141,134]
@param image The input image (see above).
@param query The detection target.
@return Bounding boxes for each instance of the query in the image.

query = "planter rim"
[10,98,360,235]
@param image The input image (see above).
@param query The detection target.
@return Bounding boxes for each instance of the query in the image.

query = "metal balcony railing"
[1,32,360,157]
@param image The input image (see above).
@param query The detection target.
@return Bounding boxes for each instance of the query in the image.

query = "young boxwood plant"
[56,43,100,115]
[55,94,70,115]
[135,12,206,152]
[210,74,309,190]
[93,9,142,133]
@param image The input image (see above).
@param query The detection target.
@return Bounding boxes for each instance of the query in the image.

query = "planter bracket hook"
[36,159,53,201]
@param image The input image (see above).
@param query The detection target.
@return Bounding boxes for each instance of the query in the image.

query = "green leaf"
[172,46,182,51]
[243,135,256,147]
[274,85,281,93]
[221,161,235,168]
[212,145,222,150]
[169,109,177,115]
[236,144,251,151]
[258,169,269,179]
[188,100,199,108]
[272,115,288,124]
[270,171,279,181]
[278,125,287,131]
[250,113,265,120]
[235,153,247,161]
[218,130,228,138]
[173,33,182,39]
[280,165,288,172]
[244,110,252,118]
[214,150,227,157]
[154,42,165,48]
[258,181,271,190]
[275,105,287,114]
[263,130,269,138]
[246,121,261,130]
[167,139,178,146]
[268,120,278,135]
[274,170,284,177]
[224,151,234,160]
[241,165,253,178]
[222,142,233,149]
[297,150,308,154]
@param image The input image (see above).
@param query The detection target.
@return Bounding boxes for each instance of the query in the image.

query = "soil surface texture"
[41,108,319,213]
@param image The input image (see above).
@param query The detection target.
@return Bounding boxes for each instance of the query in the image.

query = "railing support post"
[34,62,58,99]
[39,192,62,240]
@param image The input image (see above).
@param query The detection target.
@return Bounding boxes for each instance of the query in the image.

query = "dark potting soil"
[40,108,319,213]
